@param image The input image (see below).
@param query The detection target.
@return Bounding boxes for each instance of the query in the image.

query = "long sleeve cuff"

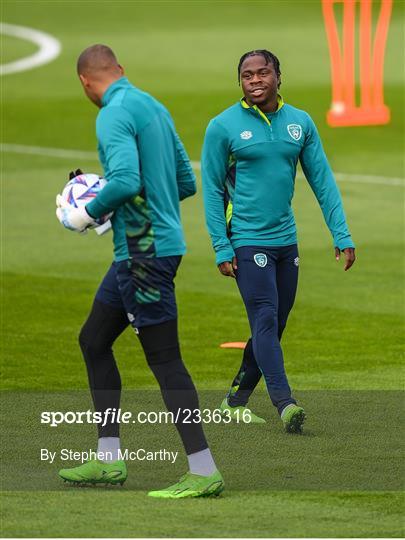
[215,246,235,265]
[334,234,355,251]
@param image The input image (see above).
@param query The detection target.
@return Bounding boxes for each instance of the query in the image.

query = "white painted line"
[0,23,61,76]
[1,143,404,187]
[1,143,96,160]
[333,172,404,187]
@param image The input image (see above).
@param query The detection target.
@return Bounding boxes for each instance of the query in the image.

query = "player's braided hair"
[238,50,281,87]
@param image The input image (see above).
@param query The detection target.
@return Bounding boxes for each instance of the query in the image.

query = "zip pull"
[253,105,271,126]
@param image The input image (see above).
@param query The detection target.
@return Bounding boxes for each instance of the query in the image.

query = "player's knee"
[143,343,181,366]
[256,304,278,331]
[152,360,194,391]
[78,323,90,353]
[144,347,193,391]
[138,319,194,391]
[78,323,110,358]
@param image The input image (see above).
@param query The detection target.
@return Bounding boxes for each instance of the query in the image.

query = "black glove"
[69,169,84,180]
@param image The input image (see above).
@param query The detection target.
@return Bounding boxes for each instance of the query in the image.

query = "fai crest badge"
[287,124,302,141]
[240,130,253,140]
[254,253,267,267]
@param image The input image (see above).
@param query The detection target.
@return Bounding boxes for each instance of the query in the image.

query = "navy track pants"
[235,244,299,414]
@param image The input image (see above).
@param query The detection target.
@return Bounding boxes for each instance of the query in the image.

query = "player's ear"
[79,74,89,87]
[118,64,124,76]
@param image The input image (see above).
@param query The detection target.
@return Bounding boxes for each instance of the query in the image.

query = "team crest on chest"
[287,124,302,141]
[254,253,267,267]
[240,130,253,140]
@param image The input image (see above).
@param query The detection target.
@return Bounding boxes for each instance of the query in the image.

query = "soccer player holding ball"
[56,45,224,498]
[202,50,356,433]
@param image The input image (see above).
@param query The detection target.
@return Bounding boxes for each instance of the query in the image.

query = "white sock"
[97,437,121,463]
[187,448,217,476]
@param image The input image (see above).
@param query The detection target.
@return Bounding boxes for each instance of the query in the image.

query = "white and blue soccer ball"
[61,173,113,227]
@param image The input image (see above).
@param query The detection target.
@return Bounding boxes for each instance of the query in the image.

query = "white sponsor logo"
[127,312,135,322]
[287,124,302,141]
[240,130,253,140]
[294,256,299,267]
[254,253,267,267]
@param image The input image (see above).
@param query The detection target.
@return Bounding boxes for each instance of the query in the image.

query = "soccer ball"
[61,173,113,227]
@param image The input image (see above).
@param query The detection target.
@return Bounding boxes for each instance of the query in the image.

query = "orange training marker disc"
[220,342,247,349]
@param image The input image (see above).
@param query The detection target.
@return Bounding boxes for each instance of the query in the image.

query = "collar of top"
[101,76,130,107]
[240,94,284,124]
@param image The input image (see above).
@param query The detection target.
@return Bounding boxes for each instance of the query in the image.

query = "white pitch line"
[0,23,61,76]
[1,142,404,187]
[1,143,97,160]
[333,172,404,187]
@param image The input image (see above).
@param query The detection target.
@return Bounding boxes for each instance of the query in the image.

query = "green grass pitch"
[1,0,404,537]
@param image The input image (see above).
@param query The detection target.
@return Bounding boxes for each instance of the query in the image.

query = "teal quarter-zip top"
[86,77,196,262]
[202,96,354,265]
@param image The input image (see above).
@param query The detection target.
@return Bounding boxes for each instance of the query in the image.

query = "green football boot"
[281,404,306,433]
[148,470,224,499]
[228,384,240,397]
[219,397,266,424]
[59,459,127,486]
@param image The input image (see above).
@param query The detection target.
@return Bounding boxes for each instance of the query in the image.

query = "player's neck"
[257,97,278,113]
[98,76,125,107]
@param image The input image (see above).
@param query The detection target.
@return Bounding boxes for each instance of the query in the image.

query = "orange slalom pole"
[342,0,356,110]
[372,0,393,108]
[322,0,345,109]
[359,0,373,109]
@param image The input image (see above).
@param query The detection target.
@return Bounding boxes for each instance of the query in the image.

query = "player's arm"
[299,114,355,270]
[175,133,197,201]
[86,106,141,219]
[201,119,236,274]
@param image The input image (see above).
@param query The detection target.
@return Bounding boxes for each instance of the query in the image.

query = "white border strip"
[0,23,61,75]
[1,143,404,187]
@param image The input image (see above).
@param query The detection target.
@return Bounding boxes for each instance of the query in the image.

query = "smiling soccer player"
[202,50,356,433]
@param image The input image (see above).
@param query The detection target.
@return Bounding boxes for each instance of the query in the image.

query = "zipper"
[253,105,274,141]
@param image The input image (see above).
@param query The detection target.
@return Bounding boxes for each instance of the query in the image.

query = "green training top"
[201,96,355,265]
[86,77,196,261]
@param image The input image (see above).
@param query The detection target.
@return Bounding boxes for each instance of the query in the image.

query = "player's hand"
[218,257,238,278]
[335,247,356,271]
[69,169,84,180]
[56,194,95,232]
